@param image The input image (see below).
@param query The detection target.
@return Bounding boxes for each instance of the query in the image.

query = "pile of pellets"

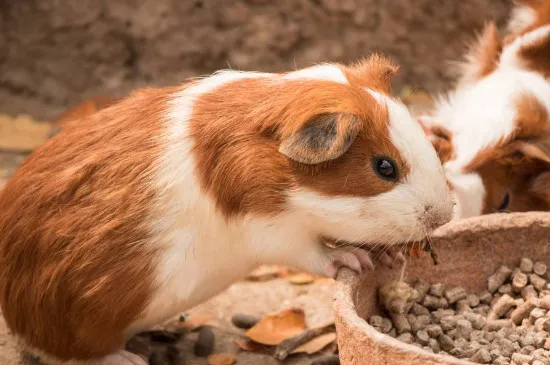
[368,258,550,364]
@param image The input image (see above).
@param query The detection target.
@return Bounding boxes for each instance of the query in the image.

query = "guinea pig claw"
[325,248,374,279]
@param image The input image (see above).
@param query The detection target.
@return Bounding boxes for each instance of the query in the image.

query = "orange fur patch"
[0,88,173,360]
[190,58,407,218]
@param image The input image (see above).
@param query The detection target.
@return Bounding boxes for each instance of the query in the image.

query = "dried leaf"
[0,114,52,152]
[246,307,306,346]
[291,332,337,355]
[55,96,118,127]
[287,272,316,285]
[182,313,213,330]
[207,353,237,365]
[246,265,290,281]
[235,339,274,355]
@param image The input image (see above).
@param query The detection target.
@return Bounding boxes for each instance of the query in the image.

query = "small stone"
[523,285,539,301]
[512,271,529,293]
[194,326,215,357]
[498,284,512,295]
[534,261,548,276]
[426,324,443,338]
[471,348,491,364]
[411,303,430,316]
[429,283,445,297]
[397,332,414,344]
[531,274,547,291]
[511,353,533,364]
[468,294,480,308]
[416,330,430,346]
[521,258,534,273]
[438,334,454,352]
[231,313,260,329]
[480,291,493,304]
[444,287,467,304]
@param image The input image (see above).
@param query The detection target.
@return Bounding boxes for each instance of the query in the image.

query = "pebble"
[194,326,215,357]
[231,313,260,329]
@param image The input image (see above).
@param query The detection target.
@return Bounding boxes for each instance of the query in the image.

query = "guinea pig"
[419,0,550,220]
[0,55,453,365]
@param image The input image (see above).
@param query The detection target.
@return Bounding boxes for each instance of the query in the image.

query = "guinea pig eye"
[373,157,397,181]
[497,192,510,212]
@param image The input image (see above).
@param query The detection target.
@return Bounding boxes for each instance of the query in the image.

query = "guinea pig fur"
[0,55,453,365]
[419,0,550,220]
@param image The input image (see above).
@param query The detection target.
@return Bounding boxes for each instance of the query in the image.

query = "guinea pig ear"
[279,113,362,165]
[498,139,550,170]
[417,116,455,164]
[502,21,550,77]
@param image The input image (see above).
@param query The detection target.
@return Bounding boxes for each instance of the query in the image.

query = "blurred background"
[1,0,512,120]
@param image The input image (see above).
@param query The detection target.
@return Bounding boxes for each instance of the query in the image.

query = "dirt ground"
[0,270,337,365]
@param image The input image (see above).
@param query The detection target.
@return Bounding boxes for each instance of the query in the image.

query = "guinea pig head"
[268,56,454,247]
[419,1,550,219]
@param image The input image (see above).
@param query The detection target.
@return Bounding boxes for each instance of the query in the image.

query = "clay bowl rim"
[333,212,550,365]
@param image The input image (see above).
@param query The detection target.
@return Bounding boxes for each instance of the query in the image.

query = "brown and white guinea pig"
[419,0,550,220]
[0,55,453,365]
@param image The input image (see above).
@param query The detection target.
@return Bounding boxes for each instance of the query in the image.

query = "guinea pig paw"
[376,249,406,269]
[96,350,148,365]
[325,247,374,279]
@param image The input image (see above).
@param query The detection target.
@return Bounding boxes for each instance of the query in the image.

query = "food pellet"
[370,258,550,364]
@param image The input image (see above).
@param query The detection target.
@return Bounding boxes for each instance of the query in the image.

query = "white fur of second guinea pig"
[0,55,453,365]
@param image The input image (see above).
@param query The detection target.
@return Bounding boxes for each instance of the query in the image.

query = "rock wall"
[0,0,511,120]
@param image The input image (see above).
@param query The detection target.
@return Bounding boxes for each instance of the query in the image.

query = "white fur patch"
[445,171,485,219]
[508,5,537,33]
[283,64,348,84]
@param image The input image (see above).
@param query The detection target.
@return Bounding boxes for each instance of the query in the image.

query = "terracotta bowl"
[333,212,550,365]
